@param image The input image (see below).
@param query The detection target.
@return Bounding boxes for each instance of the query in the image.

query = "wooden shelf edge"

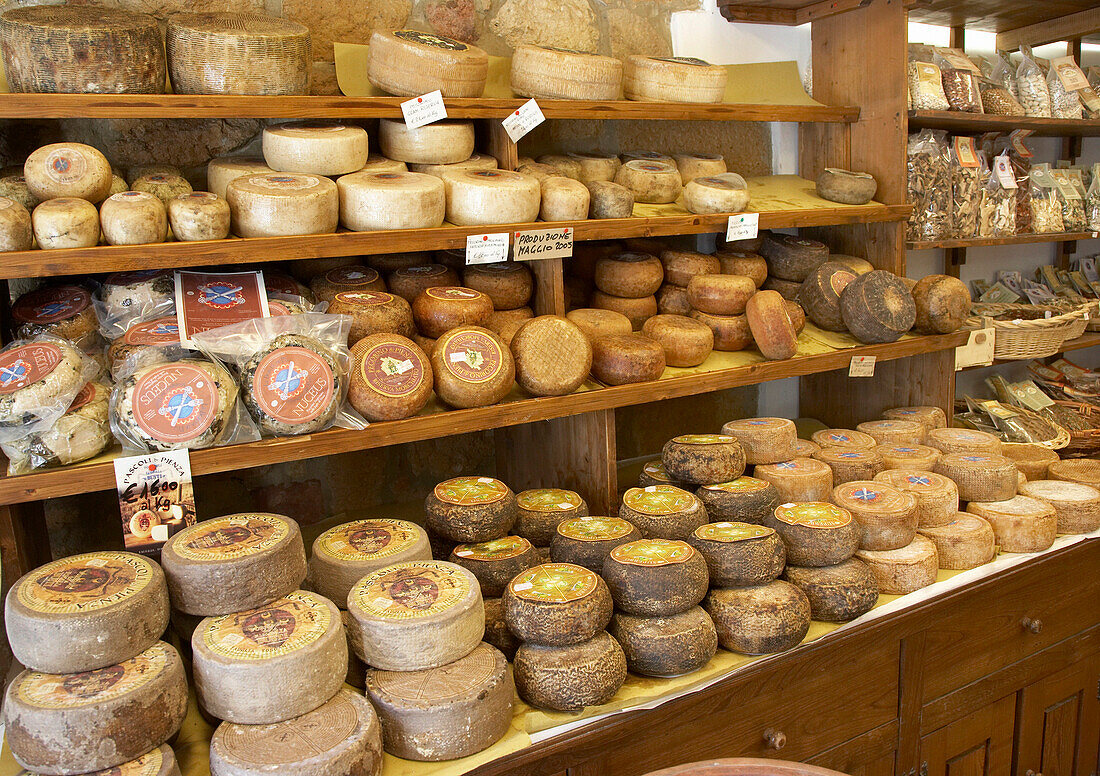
[907,110,1100,137]
[907,231,1099,250]
[0,330,967,505]
[960,331,1100,370]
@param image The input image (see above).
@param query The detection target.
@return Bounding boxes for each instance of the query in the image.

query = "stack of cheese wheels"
[512,488,589,547]
[463,262,534,315]
[226,173,339,237]
[754,458,835,503]
[1019,479,1100,534]
[619,483,710,540]
[720,418,799,465]
[918,513,996,569]
[591,251,663,330]
[882,405,948,438]
[855,533,939,595]
[642,313,714,367]
[550,515,642,573]
[814,447,885,486]
[833,480,919,551]
[716,247,768,290]
[656,249,717,316]
[966,496,1057,553]
[874,470,959,529]
[674,153,728,185]
[695,476,780,525]
[927,427,1002,456]
[367,30,489,98]
[661,434,747,488]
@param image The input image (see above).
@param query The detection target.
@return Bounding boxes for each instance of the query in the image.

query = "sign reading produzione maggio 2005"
[513,227,574,261]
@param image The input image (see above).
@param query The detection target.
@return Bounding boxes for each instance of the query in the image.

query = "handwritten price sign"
[113,450,196,554]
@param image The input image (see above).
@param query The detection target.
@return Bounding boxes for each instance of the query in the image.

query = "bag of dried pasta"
[949,136,982,238]
[978,152,1016,237]
[906,129,952,241]
[1029,166,1064,234]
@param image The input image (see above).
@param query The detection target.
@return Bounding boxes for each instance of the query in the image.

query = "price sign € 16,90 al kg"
[113,449,196,553]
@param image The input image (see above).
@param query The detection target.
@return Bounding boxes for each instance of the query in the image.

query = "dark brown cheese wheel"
[550,516,642,573]
[797,261,858,332]
[591,333,665,385]
[513,631,627,711]
[160,513,308,616]
[746,290,798,360]
[687,273,756,316]
[608,606,717,677]
[330,290,416,343]
[566,307,633,343]
[601,539,708,616]
[911,274,971,334]
[430,325,515,408]
[762,276,803,301]
[482,597,520,660]
[514,488,589,546]
[695,477,780,524]
[762,502,860,567]
[449,535,539,597]
[484,306,534,337]
[814,447,886,486]
[760,233,829,282]
[590,291,658,330]
[510,315,593,397]
[686,522,785,587]
[349,334,433,421]
[594,252,663,298]
[833,480,919,551]
[462,262,534,310]
[721,233,764,252]
[388,264,461,303]
[690,309,752,351]
[503,562,613,646]
[310,265,385,304]
[289,255,359,282]
[639,459,686,489]
[641,314,713,367]
[783,558,878,622]
[660,250,720,287]
[412,286,493,338]
[425,476,518,543]
[786,301,806,335]
[366,250,433,273]
[716,250,767,287]
[619,485,708,539]
[661,434,746,485]
[657,283,693,316]
[703,580,811,655]
[840,270,916,344]
[413,333,437,354]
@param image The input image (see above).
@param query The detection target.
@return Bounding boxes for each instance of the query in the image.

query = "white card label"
[465,232,510,264]
[994,156,1018,190]
[726,212,760,241]
[954,328,995,370]
[114,449,196,555]
[849,355,877,377]
[513,227,573,261]
[401,90,447,130]
[502,99,546,143]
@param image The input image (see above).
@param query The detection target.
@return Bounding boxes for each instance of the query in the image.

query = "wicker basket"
[966,303,1078,360]
[1052,400,1100,457]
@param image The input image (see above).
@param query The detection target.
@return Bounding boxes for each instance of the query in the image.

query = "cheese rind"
[1001,444,1059,482]
[514,631,626,712]
[513,488,589,546]
[586,180,635,218]
[619,485,709,539]
[25,142,112,203]
[367,30,489,98]
[762,501,860,567]
[450,536,540,597]
[608,606,717,678]
[873,470,959,528]
[926,428,1002,456]
[591,333,665,384]
[0,196,32,252]
[348,334,433,421]
[227,174,339,237]
[814,447,885,486]
[686,522,785,587]
[511,315,593,397]
[1048,459,1100,488]
[745,290,798,360]
[695,477,780,525]
[839,270,916,344]
[661,435,746,486]
[614,160,683,205]
[413,287,494,339]
[309,519,431,605]
[1018,479,1100,534]
[683,174,751,215]
[590,292,658,331]
[754,458,835,505]
[594,252,664,299]
[601,539,708,616]
[857,420,925,447]
[263,123,370,176]
[623,55,728,103]
[760,234,828,283]
[503,562,613,646]
[540,176,590,221]
[567,152,621,184]
[378,119,476,165]
[934,453,1018,503]
[32,197,99,249]
[550,517,642,573]
[966,496,1058,553]
[717,250,768,288]
[444,169,541,226]
[424,476,517,543]
[642,314,714,367]
[918,513,995,569]
[566,308,633,343]
[690,310,753,352]
[911,274,971,334]
[811,428,877,450]
[333,291,416,342]
[207,157,273,200]
[721,417,798,465]
[703,580,811,655]
[876,444,941,471]
[797,261,857,331]
[100,191,168,246]
[430,325,516,409]
[511,45,623,100]
[389,264,461,303]
[687,273,756,315]
[783,558,878,622]
[833,480,919,551]
[855,534,939,594]
[168,191,231,241]
[337,171,445,231]
[673,154,727,185]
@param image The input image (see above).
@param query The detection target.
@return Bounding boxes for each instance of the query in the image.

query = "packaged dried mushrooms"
[949,136,982,238]
[906,129,952,242]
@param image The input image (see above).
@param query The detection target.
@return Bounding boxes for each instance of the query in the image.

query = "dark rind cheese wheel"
[608,606,717,678]
[462,262,534,310]
[797,261,858,332]
[912,274,970,334]
[716,249,767,287]
[550,517,642,573]
[590,291,658,330]
[639,459,686,488]
[659,250,720,287]
[782,558,878,622]
[594,252,664,298]
[601,539,708,616]
[642,314,714,367]
[449,535,539,597]
[503,562,613,646]
[686,522,785,587]
[5,551,169,674]
[695,477,780,525]
[761,276,802,301]
[689,309,752,352]
[934,453,1018,503]
[746,290,798,360]
[839,270,916,344]
[514,488,589,546]
[661,434,746,485]
[759,233,829,282]
[762,502,860,567]
[388,264,461,303]
[657,284,693,316]
[310,265,385,304]
[366,251,432,274]
[348,334,433,422]
[425,476,517,543]
[703,580,811,655]
[510,315,593,397]
[482,596,520,660]
[619,485,708,539]
[591,333,665,385]
[814,447,886,486]
[430,326,515,409]
[833,480,919,551]
[412,286,493,339]
[161,513,308,616]
[329,290,415,342]
[720,417,798,465]
[811,428,877,450]
[754,458,834,503]
[687,274,755,316]
[514,631,626,712]
[310,519,432,606]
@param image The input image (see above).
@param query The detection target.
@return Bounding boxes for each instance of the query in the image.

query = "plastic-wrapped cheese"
[24,142,112,203]
[623,55,728,103]
[227,174,338,237]
[100,191,168,246]
[378,119,475,165]
[168,191,231,241]
[683,173,750,214]
[32,198,99,249]
[338,171,445,231]
[510,45,623,100]
[262,123,370,176]
[207,157,273,200]
[615,160,682,204]
[443,170,540,226]
[367,29,488,98]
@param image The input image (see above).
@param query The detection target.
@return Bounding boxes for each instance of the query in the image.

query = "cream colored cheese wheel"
[875,444,941,471]
[367,29,489,98]
[615,159,683,204]
[623,55,728,103]
[132,173,193,205]
[24,142,112,203]
[262,123,370,176]
[0,196,33,252]
[873,469,959,528]
[673,153,727,184]
[32,197,100,249]
[510,44,623,100]
[100,191,168,245]
[855,534,939,594]
[359,154,408,174]
[567,152,621,184]
[378,119,475,165]
[409,152,498,177]
[721,417,798,465]
[918,514,996,569]
[168,191,231,241]
[537,155,583,180]
[227,173,339,237]
[309,518,432,606]
[207,157,273,200]
[934,453,1018,503]
[1018,479,1100,535]
[540,177,590,222]
[517,162,562,183]
[927,427,1002,456]
[621,150,675,165]
[683,173,750,214]
[966,496,1057,553]
[337,171,445,231]
[443,170,541,226]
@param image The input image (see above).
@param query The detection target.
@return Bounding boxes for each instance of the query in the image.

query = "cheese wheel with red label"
[389,264,461,303]
[591,333,665,384]
[689,309,752,352]
[642,314,713,367]
[413,286,493,338]
[746,290,798,360]
[348,334,432,421]
[833,481,919,551]
[25,142,112,203]
[430,326,515,409]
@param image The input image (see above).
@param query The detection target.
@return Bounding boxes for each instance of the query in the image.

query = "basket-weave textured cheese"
[510,315,592,397]
[511,45,622,100]
[623,55,728,103]
[966,496,1056,553]
[1018,479,1100,534]
[1001,443,1059,482]
[814,447,885,486]
[857,419,925,447]
[227,174,338,237]
[1048,459,1100,488]
[450,536,539,598]
[873,469,959,528]
[918,513,996,569]
[934,453,1018,503]
[425,476,517,543]
[876,444,941,471]
[811,428,877,450]
[855,534,939,594]
[754,458,834,504]
[721,417,798,464]
[309,519,431,606]
[367,29,488,98]
[927,427,1002,456]
[833,480,919,551]
[263,124,369,177]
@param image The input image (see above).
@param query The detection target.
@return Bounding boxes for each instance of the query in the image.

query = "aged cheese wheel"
[687,273,755,316]
[760,234,829,283]
[513,489,588,546]
[378,119,475,165]
[786,300,806,335]
[25,143,112,203]
[623,55,728,103]
[762,276,802,301]
[482,596,519,660]
[918,514,996,569]
[409,153,495,178]
[720,417,798,465]
[833,480,919,551]
[686,522,784,587]
[793,438,819,457]
[746,290,798,360]
[855,535,939,594]
[873,470,959,528]
[430,326,515,408]
[811,429,877,450]
[840,270,916,344]
[450,535,538,597]
[934,453,1018,503]
[1001,444,1059,482]
[0,196,31,252]
[128,164,181,184]
[485,306,534,336]
[621,151,674,165]
[531,155,578,179]
[32,197,99,249]
[566,307,633,344]
[168,191,231,241]
[364,251,431,273]
[503,562,612,645]
[337,171,445,231]
[615,160,683,204]
[674,153,727,185]
[510,315,592,397]
[857,420,925,447]
[927,427,1002,456]
[639,459,684,488]
[462,263,534,311]
[309,518,431,605]
[425,476,517,543]
[444,169,541,226]
[762,501,859,567]
[683,174,751,215]
[132,174,192,207]
[5,551,168,674]
[601,539,708,616]
[550,517,641,573]
[609,606,717,678]
[3,642,187,775]
[348,560,483,670]
[587,180,635,219]
[966,497,1057,553]
[690,309,753,352]
[641,314,713,367]
[783,558,878,622]
[754,458,835,504]
[657,284,692,316]
[239,334,345,436]
[166,13,309,95]
[825,255,872,275]
[1047,459,1100,488]
[797,261,857,332]
[99,191,168,246]
[876,444,941,471]
[815,447,886,486]
[368,29,488,98]
[594,252,664,299]
[348,334,432,421]
[716,250,767,287]
[695,477,780,525]
[0,174,37,212]
[413,287,493,338]
[591,292,658,330]
[912,274,970,334]
[591,333,665,384]
[331,291,415,342]
[815,168,877,204]
[703,580,810,655]
[509,45,622,100]
[539,176,589,221]
[161,513,308,616]
[566,152,621,184]
[517,162,561,182]
[661,434,745,485]
[619,485,708,539]
[361,154,409,174]
[227,174,338,237]
[514,631,626,712]
[207,157,273,200]
[262,123,369,176]
[1019,480,1100,534]
[389,264,461,303]
[660,250,719,288]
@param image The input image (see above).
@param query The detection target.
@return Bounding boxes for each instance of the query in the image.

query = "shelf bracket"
[945,247,966,278]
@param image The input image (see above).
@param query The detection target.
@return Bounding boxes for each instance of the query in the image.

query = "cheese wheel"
[638,459,683,487]
[695,477,780,525]
[855,535,939,594]
[601,539,708,616]
[510,45,622,100]
[207,157,273,200]
[540,176,590,221]
[760,234,829,283]
[657,284,693,316]
[754,458,834,504]
[590,291,658,330]
[168,191,231,241]
[716,250,767,287]
[812,429,877,450]
[444,169,541,226]
[1001,444,1059,482]
[389,264,461,303]
[794,438,819,457]
[686,522,784,587]
[661,435,745,486]
[786,300,806,334]
[1047,459,1100,488]
[623,55,728,103]
[594,252,664,298]
[783,558,878,622]
[413,286,493,338]
[814,448,885,486]
[918,514,996,569]
[797,261,858,332]
[535,155,582,180]
[131,173,192,208]
[614,159,683,204]
[1018,480,1100,534]
[262,123,369,177]
[912,274,971,334]
[160,513,308,616]
[618,484,708,540]
[703,580,811,655]
[659,250,719,288]
[673,153,727,185]
[450,536,539,597]
[0,197,32,251]
[99,191,167,246]
[608,606,717,678]
[642,314,713,367]
[884,405,948,434]
[32,197,99,249]
[463,262,534,310]
[408,152,497,177]
[683,174,751,215]
[360,154,409,174]
[310,265,385,304]
[621,151,674,165]
[309,519,431,605]
[746,290,798,360]
[567,152,621,184]
[482,596,520,660]
[587,180,635,218]
[833,480,919,551]
[550,517,643,573]
[566,308,632,343]
[857,420,925,447]
[927,428,1002,456]
[502,562,612,645]
[430,326,515,408]
[517,162,562,183]
[512,489,588,546]
[967,497,1057,553]
[514,631,626,712]
[689,309,752,352]
[762,276,802,301]
[379,119,475,165]
[348,333,433,421]
[486,307,534,341]
[591,333,665,384]
[227,174,338,237]
[363,251,430,274]
[876,444,941,471]
[332,290,415,341]
[510,315,592,397]
[25,143,112,203]
[687,273,755,315]
[762,501,859,567]
[12,284,96,342]
[720,418,797,465]
[840,270,916,344]
[873,470,959,528]
[337,171,445,231]
[935,453,1018,503]
[425,476,517,543]
[0,174,37,212]
[367,29,488,98]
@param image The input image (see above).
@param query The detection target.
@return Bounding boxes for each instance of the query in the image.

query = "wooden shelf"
[961,331,1100,370]
[908,111,1100,137]
[907,231,1099,251]
[0,330,967,505]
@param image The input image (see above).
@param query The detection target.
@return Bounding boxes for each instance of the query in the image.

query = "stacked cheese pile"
[810,428,884,486]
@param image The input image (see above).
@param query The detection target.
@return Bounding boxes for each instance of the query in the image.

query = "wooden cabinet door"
[1015,653,1100,776]
[920,695,1015,776]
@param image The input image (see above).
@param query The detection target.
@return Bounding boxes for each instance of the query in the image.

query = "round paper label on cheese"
[611,539,694,567]
[252,346,334,425]
[325,266,379,286]
[958,455,991,463]
[440,331,503,384]
[623,485,696,515]
[517,489,582,512]
[360,341,425,399]
[902,473,939,489]
[434,476,507,506]
[172,514,289,561]
[133,363,219,443]
[426,287,484,302]
[509,563,597,602]
[12,285,90,323]
[353,562,471,619]
[202,592,330,660]
[694,522,772,543]
[697,176,741,190]
[42,147,88,185]
[374,644,496,702]
[673,434,735,445]
[0,343,63,395]
[453,535,529,561]
[216,692,360,764]
[67,382,96,413]
[557,516,634,542]
[703,476,770,493]
[186,191,219,202]
[774,502,852,529]
[821,432,853,444]
[123,317,180,345]
[106,269,171,288]
[889,447,919,454]
[316,519,421,561]
[836,484,907,509]
[15,642,171,709]
[642,461,673,481]
[394,29,469,51]
[335,290,393,307]
[17,552,154,615]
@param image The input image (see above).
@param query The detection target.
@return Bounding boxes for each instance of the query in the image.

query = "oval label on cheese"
[215,692,361,764]
[673,434,734,445]
[12,285,90,323]
[373,644,497,703]
[325,266,379,286]
[316,519,421,561]
[0,342,63,395]
[172,514,289,561]
[836,484,909,511]
[352,562,471,619]
[426,286,484,302]
[509,563,597,602]
[202,592,330,660]
[517,489,582,512]
[611,539,694,567]
[703,476,770,493]
[453,535,529,561]
[394,29,469,51]
[17,552,154,615]
[360,341,426,399]
[252,346,334,425]
[623,485,696,515]
[15,642,171,709]
[557,516,634,541]
[335,290,393,307]
[888,446,920,454]
[694,522,772,543]
[42,146,89,185]
[642,460,673,481]
[434,476,507,506]
[726,418,783,429]
[399,265,447,277]
[67,381,97,413]
[439,330,503,384]
[902,473,939,489]
[774,502,852,529]
[123,316,180,345]
[133,363,219,444]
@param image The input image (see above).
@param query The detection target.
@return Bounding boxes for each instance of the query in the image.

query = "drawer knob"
[1022,617,1043,634]
[763,728,786,750]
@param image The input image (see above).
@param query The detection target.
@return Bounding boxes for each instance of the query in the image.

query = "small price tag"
[113,450,196,555]
[954,328,995,370]
[1052,56,1091,92]
[513,227,573,261]
[848,355,876,377]
[726,212,759,242]
[994,156,1018,190]
[502,99,546,143]
[401,90,447,130]
[465,233,509,264]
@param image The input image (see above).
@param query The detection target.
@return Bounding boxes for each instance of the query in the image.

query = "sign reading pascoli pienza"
[113,449,196,554]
